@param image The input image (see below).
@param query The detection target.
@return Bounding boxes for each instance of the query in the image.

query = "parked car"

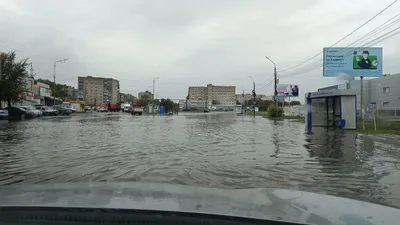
[61,102,76,113]
[97,107,108,112]
[53,105,73,115]
[4,106,35,119]
[34,105,59,116]
[21,106,42,117]
[0,109,9,119]
[84,106,92,112]
[61,104,76,113]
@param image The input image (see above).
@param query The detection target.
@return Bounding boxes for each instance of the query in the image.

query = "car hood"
[0,182,398,225]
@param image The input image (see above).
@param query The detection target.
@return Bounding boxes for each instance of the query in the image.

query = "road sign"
[241,101,245,105]
[274,96,279,101]
[253,101,256,105]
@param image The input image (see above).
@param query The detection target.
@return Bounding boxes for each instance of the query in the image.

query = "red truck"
[130,104,144,115]
[96,103,121,112]
[107,103,121,112]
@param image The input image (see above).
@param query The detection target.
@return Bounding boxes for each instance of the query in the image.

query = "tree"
[267,104,284,117]
[36,78,75,98]
[159,98,175,112]
[0,51,29,107]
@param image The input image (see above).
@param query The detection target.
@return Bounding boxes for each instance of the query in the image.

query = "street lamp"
[265,56,277,116]
[152,77,160,114]
[248,76,256,116]
[53,58,69,106]
[265,56,277,99]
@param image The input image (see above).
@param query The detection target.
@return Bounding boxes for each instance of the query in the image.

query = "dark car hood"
[0,182,399,225]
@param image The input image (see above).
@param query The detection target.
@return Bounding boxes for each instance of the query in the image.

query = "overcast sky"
[1,0,399,100]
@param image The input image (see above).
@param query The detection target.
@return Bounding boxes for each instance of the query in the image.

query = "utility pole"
[152,77,160,115]
[265,56,277,116]
[0,54,2,108]
[248,76,256,116]
[242,89,244,114]
[29,63,34,92]
[253,80,256,117]
[53,63,56,105]
[53,58,69,106]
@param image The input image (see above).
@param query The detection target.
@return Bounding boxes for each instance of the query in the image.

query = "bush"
[267,104,284,117]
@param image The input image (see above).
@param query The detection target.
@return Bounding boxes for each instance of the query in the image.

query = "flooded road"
[1,112,400,208]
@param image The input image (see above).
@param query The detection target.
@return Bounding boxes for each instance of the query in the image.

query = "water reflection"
[1,113,400,208]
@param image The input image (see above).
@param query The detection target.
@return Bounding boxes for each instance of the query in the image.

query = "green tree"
[36,78,75,98]
[0,51,29,107]
[267,104,284,117]
[159,98,175,112]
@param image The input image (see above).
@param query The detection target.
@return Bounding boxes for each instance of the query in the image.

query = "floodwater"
[1,112,400,208]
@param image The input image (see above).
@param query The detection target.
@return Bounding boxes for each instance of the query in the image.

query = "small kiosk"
[305,89,357,130]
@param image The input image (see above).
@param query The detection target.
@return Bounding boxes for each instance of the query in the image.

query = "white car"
[21,106,43,117]
[97,107,108,112]
[34,105,59,116]
[0,109,8,118]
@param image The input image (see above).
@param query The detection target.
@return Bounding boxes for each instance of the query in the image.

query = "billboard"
[323,47,382,77]
[276,84,299,97]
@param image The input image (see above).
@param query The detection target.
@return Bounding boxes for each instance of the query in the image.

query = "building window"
[383,87,390,93]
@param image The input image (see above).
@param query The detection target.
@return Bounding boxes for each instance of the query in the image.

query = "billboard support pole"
[274,66,277,117]
[361,76,365,130]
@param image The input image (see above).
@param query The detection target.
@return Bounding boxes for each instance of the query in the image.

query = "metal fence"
[282,105,305,117]
[362,104,400,121]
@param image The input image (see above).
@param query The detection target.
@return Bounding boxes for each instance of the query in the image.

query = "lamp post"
[152,77,160,114]
[265,56,277,116]
[248,76,256,117]
[53,58,69,106]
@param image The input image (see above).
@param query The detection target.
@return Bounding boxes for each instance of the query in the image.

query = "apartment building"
[78,76,120,105]
[188,84,236,105]
[120,93,136,104]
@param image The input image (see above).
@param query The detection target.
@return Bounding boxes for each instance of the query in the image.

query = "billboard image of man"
[291,85,299,96]
[356,50,372,69]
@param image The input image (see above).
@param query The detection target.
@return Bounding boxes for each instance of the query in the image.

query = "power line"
[277,0,398,73]
[279,15,400,79]
[280,25,400,79]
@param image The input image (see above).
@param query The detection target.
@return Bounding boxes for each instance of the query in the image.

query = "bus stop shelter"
[306,89,357,130]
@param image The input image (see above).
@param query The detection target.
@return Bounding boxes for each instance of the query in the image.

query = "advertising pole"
[360,76,364,130]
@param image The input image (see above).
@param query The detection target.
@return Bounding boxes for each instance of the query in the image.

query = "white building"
[188,84,236,106]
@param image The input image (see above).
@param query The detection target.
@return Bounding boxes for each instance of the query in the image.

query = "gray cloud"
[1,0,399,100]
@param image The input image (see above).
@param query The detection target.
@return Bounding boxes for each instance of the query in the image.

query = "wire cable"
[279,20,400,78]
[277,0,398,73]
